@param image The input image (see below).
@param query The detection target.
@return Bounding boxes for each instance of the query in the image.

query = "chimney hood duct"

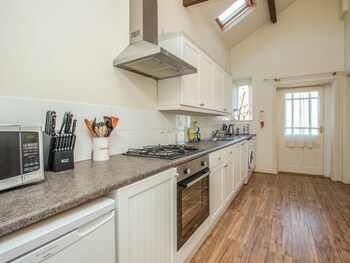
[113,0,197,80]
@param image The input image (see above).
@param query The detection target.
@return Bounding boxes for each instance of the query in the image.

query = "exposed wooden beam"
[183,0,208,8]
[267,0,277,24]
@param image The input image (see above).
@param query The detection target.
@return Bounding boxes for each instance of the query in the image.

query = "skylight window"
[216,0,254,30]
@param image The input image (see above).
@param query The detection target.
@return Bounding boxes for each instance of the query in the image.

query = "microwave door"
[0,128,23,190]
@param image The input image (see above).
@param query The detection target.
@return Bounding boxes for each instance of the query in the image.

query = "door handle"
[319,126,323,133]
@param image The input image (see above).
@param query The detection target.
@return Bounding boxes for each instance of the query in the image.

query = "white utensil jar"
[92,137,110,161]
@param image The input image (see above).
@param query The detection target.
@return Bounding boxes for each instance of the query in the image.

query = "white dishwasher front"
[0,197,116,263]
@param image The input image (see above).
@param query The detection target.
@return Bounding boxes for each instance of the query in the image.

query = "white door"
[277,87,324,175]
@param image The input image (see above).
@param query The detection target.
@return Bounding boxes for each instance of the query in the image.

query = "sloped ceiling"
[196,0,298,48]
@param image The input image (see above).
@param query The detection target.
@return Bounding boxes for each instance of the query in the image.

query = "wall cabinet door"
[181,39,201,107]
[213,66,224,111]
[117,169,177,263]
[240,141,248,184]
[210,164,224,221]
[224,158,235,203]
[224,74,233,113]
[234,144,242,191]
[200,55,214,109]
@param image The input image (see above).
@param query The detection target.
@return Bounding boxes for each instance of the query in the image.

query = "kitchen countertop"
[0,134,255,237]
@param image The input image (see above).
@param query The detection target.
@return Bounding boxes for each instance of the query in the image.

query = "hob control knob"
[201,161,207,167]
[184,168,191,175]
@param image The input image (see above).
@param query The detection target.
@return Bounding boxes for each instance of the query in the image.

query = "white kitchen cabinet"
[158,31,232,116]
[113,168,177,263]
[223,157,235,203]
[210,164,224,222]
[223,146,235,202]
[213,66,225,111]
[182,38,201,107]
[199,55,214,109]
[224,74,233,113]
[233,143,242,191]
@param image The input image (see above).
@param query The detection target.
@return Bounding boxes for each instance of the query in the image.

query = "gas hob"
[123,144,203,160]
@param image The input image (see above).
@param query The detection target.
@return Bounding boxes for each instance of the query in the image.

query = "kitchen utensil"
[65,113,73,134]
[111,116,119,130]
[50,114,57,136]
[84,119,98,137]
[59,112,68,134]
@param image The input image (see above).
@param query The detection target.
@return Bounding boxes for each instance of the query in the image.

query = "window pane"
[310,91,318,98]
[293,93,301,99]
[311,98,318,128]
[293,99,300,128]
[300,92,309,99]
[285,128,292,135]
[238,85,250,120]
[218,0,246,24]
[285,93,292,99]
[311,129,318,135]
[300,98,309,128]
[285,100,292,127]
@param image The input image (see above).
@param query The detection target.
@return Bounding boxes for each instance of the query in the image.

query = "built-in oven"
[177,155,210,250]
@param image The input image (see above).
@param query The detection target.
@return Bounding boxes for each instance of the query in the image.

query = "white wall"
[0,0,230,107]
[230,0,344,173]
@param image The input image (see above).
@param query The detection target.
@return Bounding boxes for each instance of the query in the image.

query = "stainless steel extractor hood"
[113,0,197,80]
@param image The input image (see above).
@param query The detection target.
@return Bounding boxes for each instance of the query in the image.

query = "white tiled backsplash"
[0,96,226,162]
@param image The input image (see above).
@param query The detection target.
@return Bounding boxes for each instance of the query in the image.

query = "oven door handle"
[180,171,211,188]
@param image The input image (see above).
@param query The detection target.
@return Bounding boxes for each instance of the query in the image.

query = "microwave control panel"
[21,132,40,174]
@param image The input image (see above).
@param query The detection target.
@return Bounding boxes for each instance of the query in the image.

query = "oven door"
[177,168,210,250]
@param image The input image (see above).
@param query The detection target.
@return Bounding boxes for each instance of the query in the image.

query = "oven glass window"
[0,132,21,179]
[177,175,209,250]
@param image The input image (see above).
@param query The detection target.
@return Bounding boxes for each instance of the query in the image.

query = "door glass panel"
[284,91,320,136]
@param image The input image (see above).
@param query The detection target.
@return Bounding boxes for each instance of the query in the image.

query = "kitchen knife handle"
[72,119,77,134]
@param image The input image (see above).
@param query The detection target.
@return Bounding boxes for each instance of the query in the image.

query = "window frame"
[233,79,253,121]
[215,0,254,31]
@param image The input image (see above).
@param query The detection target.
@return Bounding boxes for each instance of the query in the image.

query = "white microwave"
[0,125,44,191]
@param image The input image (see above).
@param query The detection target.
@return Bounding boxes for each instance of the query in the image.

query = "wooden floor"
[191,173,350,263]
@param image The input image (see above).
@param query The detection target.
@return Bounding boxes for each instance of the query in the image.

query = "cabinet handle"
[223,108,227,111]
[230,151,233,154]
[217,156,221,160]
[224,164,228,168]
[200,103,205,106]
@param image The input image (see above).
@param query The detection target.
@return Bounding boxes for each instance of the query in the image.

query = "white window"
[284,91,320,136]
[233,84,252,121]
[215,0,254,31]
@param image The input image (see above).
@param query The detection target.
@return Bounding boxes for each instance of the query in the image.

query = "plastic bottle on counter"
[176,123,185,145]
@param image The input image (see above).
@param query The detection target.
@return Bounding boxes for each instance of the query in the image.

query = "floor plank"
[190,173,350,263]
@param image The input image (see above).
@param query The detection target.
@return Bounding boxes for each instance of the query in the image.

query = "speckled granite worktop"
[0,134,255,237]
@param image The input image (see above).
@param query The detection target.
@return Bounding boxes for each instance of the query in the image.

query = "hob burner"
[123,144,202,160]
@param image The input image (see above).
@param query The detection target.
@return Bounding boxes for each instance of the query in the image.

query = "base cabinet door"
[234,144,242,191]
[224,158,235,203]
[210,164,224,221]
[117,169,177,263]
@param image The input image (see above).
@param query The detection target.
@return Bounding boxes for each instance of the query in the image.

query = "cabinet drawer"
[209,148,226,168]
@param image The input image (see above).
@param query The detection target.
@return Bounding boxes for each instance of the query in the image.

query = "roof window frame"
[215,0,254,31]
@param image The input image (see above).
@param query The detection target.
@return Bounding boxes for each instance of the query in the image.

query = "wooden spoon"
[111,116,119,130]
[84,119,98,137]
